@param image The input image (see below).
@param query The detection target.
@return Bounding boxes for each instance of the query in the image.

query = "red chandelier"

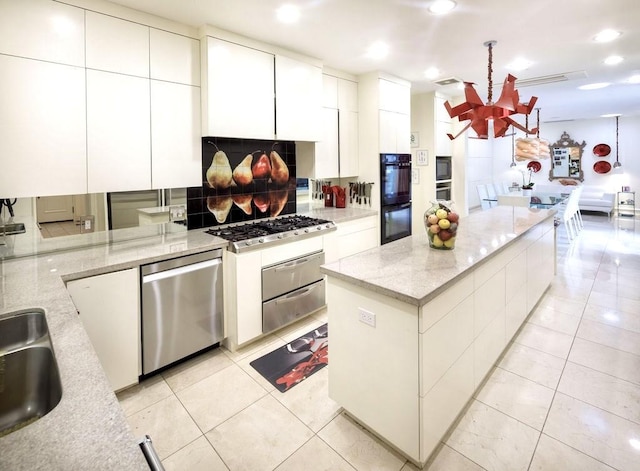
[445,40,539,140]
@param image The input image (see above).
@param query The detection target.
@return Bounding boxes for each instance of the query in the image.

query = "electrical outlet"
[169,205,186,221]
[358,308,376,327]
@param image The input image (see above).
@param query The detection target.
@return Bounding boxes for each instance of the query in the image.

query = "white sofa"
[577,187,615,216]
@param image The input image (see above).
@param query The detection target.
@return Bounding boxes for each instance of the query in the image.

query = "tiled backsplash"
[187,137,297,229]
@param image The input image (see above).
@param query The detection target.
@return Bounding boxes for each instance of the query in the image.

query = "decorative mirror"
[548,131,586,182]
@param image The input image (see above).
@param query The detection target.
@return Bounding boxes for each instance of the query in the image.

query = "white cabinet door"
[0,55,86,198]
[379,110,397,154]
[204,37,274,139]
[379,79,410,114]
[0,0,85,66]
[339,110,359,177]
[66,268,140,392]
[379,110,410,154]
[151,81,201,189]
[396,113,411,154]
[87,70,151,193]
[86,11,149,77]
[435,121,452,155]
[338,78,358,112]
[275,54,322,141]
[150,28,200,86]
[322,74,338,108]
[315,108,340,178]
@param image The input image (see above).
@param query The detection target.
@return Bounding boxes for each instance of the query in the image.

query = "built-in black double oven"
[380,153,412,245]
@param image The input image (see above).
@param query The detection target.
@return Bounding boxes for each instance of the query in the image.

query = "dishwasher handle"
[142,257,221,284]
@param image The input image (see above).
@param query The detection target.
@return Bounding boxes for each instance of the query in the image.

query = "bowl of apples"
[424,201,459,250]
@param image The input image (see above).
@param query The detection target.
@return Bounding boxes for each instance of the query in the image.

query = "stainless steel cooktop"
[205,215,336,253]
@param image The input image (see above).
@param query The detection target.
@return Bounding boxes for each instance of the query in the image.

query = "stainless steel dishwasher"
[141,249,223,375]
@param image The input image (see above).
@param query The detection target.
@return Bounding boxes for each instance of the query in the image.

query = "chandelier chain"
[487,42,493,103]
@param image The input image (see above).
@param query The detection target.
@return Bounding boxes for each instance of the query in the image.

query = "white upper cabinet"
[150,29,200,86]
[151,81,202,189]
[85,11,149,77]
[87,70,151,193]
[379,78,410,114]
[203,37,275,140]
[0,55,87,198]
[0,0,85,66]
[379,110,411,154]
[338,79,358,112]
[315,108,340,178]
[275,54,322,142]
[322,74,338,109]
[339,110,359,176]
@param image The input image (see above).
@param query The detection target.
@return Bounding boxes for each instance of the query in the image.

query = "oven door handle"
[275,285,314,304]
[274,255,318,272]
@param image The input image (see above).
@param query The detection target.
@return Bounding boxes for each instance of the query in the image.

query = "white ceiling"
[109,0,640,123]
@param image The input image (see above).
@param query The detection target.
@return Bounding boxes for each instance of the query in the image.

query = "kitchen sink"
[0,310,63,437]
[0,222,26,236]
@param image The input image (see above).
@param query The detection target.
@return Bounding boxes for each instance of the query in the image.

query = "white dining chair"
[493,183,506,196]
[476,184,494,210]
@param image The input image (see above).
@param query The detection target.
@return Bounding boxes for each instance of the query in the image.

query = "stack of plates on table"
[593,161,612,174]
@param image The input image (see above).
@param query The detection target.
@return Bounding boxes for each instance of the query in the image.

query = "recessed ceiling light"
[428,0,456,15]
[627,74,640,84]
[578,82,611,90]
[276,4,300,24]
[601,113,622,118]
[594,29,621,42]
[604,55,624,65]
[424,67,439,79]
[506,58,533,71]
[366,41,389,60]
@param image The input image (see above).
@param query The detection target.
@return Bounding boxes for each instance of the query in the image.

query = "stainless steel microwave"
[435,155,452,181]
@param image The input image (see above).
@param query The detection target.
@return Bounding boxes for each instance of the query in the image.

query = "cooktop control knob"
[316,226,322,230]
[304,229,310,233]
[245,240,252,246]
[294,231,299,235]
[258,238,265,243]
[277,234,284,239]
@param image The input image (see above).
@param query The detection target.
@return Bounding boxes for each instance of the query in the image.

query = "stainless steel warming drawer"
[261,250,325,334]
[261,251,324,302]
[263,279,326,334]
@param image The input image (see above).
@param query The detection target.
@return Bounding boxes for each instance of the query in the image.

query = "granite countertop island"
[321,206,555,306]
[0,224,229,471]
[321,206,557,467]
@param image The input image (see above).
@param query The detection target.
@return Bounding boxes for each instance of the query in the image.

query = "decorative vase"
[424,200,459,250]
[522,188,533,197]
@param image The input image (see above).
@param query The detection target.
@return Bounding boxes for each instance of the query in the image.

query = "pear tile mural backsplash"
[187,137,297,229]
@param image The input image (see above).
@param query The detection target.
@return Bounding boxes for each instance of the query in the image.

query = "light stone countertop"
[321,206,556,307]
[296,203,378,224]
[0,225,229,471]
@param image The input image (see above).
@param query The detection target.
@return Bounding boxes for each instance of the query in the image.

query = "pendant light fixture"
[510,132,517,167]
[613,116,622,168]
[444,41,539,140]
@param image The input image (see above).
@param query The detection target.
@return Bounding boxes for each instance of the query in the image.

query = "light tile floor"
[39,220,82,238]
[117,213,640,471]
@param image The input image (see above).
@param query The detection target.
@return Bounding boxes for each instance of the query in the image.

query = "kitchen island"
[321,206,556,467]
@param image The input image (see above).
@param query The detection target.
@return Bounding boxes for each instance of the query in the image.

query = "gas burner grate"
[205,215,336,252]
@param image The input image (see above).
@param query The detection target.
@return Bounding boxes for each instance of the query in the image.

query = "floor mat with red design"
[249,323,328,393]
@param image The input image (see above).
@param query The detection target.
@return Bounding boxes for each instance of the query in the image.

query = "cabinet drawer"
[262,251,324,301]
[263,279,325,334]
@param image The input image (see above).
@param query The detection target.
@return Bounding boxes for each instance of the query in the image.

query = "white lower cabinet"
[66,268,140,392]
[328,219,555,466]
[323,215,378,264]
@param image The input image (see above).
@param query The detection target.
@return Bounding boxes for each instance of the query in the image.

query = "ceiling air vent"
[434,77,462,86]
[515,71,588,88]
